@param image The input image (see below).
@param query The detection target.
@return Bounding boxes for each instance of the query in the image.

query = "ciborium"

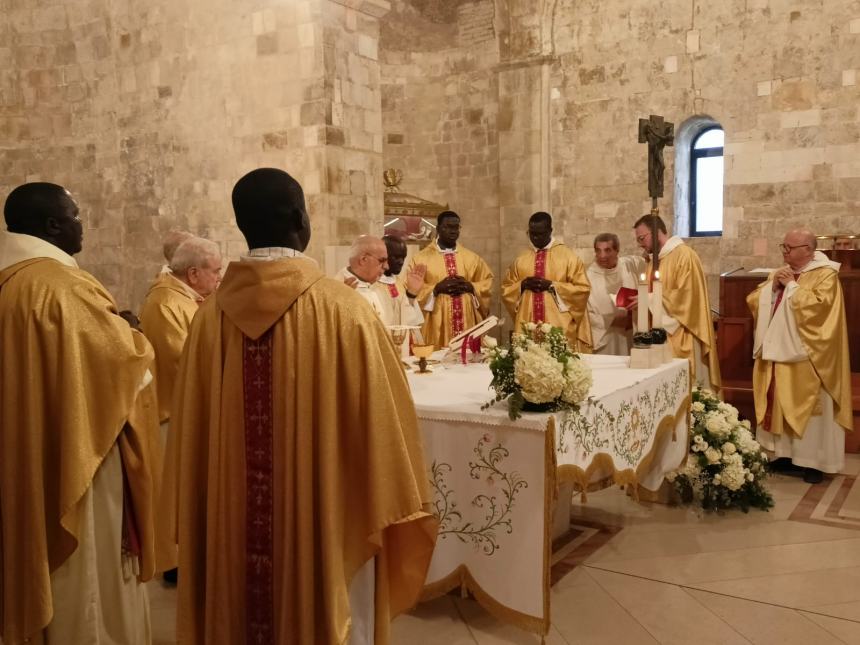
[411,344,435,374]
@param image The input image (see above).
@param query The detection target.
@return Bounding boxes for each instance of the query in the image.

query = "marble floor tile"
[391,596,478,645]
[691,566,860,609]
[586,519,860,564]
[838,476,860,520]
[840,454,860,477]
[801,600,860,621]
[684,589,844,645]
[550,568,659,644]
[799,611,860,643]
[588,537,860,585]
[586,568,751,644]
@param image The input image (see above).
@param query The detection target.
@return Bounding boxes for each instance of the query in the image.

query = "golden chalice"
[411,344,435,374]
[387,325,409,348]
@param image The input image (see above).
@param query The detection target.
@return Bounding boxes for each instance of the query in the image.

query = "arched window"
[689,127,724,236]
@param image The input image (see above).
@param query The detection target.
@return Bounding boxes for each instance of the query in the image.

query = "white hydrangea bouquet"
[482,322,593,421]
[667,387,773,513]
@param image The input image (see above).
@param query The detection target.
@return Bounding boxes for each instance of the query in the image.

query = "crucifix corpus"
[638,114,674,268]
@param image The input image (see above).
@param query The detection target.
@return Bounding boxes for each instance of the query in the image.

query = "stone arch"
[673,115,721,237]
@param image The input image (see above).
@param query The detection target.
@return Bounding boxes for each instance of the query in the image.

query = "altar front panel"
[407,355,690,634]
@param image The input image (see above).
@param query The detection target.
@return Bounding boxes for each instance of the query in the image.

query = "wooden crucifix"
[638,114,674,268]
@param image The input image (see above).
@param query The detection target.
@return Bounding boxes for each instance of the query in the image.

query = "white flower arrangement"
[483,323,592,420]
[667,387,773,512]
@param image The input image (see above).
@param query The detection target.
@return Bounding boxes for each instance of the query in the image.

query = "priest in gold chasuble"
[140,236,221,426]
[634,214,721,392]
[1,183,162,645]
[168,169,437,645]
[747,228,853,482]
[407,210,493,349]
[501,212,592,352]
[140,236,221,579]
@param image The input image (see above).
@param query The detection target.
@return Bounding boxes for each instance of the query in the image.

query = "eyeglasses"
[779,243,809,253]
[365,254,388,264]
[636,234,649,243]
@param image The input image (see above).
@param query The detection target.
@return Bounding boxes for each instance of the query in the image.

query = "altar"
[407,353,691,634]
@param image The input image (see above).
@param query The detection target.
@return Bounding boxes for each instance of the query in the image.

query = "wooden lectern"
[717,252,860,452]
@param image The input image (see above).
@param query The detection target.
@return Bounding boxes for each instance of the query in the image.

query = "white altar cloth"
[408,354,690,634]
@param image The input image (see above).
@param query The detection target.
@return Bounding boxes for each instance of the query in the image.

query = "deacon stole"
[242,331,275,643]
[531,249,548,323]
[443,252,465,336]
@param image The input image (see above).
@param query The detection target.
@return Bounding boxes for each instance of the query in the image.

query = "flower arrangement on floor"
[667,387,774,513]
[482,322,593,421]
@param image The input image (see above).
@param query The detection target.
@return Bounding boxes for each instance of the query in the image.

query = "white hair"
[162,229,194,262]
[170,237,221,274]
[348,235,383,263]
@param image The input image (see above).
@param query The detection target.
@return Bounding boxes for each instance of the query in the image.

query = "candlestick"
[637,272,649,332]
[652,270,664,329]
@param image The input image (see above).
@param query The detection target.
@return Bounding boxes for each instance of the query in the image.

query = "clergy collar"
[378,274,397,284]
[531,237,557,252]
[795,250,841,274]
[344,267,373,288]
[0,230,79,272]
[435,241,457,253]
[167,272,205,302]
[589,262,619,274]
[658,235,684,259]
[242,247,317,265]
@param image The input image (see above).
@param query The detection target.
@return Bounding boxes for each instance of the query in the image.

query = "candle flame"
[654,270,660,280]
[639,273,646,282]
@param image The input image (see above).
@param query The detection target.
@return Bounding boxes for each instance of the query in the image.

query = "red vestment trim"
[242,331,275,643]
[443,252,465,336]
[387,283,399,298]
[532,249,548,323]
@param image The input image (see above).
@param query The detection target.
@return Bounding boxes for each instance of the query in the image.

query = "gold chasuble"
[408,243,493,348]
[169,258,437,645]
[139,272,200,422]
[647,237,721,391]
[501,240,592,352]
[747,260,853,439]
[0,240,162,644]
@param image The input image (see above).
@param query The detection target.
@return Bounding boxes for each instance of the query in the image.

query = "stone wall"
[1,0,390,309]
[380,0,860,311]
[380,0,501,282]
[4,0,859,311]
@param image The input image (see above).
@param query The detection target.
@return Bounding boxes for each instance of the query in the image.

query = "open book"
[447,315,500,351]
[615,287,638,308]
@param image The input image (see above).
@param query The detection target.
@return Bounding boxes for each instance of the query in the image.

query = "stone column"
[495,0,556,273]
[305,0,390,260]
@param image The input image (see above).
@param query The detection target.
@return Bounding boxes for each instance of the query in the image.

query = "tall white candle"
[637,272,649,332]
[652,270,664,329]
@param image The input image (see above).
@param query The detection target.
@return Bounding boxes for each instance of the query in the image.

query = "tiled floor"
[149,455,860,644]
